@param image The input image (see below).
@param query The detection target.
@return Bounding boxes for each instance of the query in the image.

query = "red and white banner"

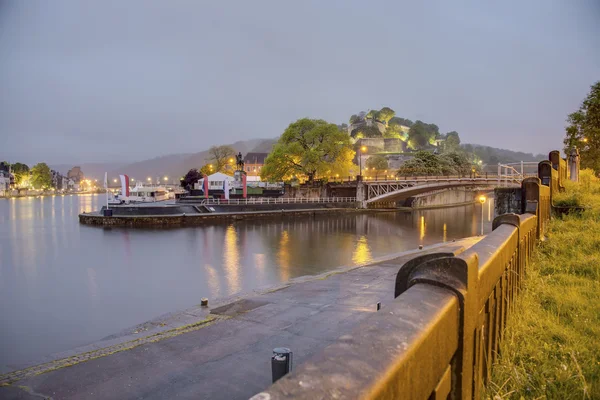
[119,174,130,197]
[203,176,209,198]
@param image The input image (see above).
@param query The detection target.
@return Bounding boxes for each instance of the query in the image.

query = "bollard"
[376,302,381,311]
[271,347,293,383]
[200,298,208,307]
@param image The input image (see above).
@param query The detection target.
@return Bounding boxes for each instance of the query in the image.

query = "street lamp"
[478,195,486,235]
[164,176,168,182]
[360,146,367,178]
[147,177,151,182]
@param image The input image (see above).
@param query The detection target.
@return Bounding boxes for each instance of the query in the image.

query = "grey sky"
[1,0,599,165]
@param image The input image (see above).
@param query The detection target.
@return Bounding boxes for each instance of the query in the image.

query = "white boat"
[107,191,124,205]
[127,182,170,203]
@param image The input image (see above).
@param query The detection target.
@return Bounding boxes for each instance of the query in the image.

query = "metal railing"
[258,194,546,399]
[198,197,357,205]
[256,159,559,399]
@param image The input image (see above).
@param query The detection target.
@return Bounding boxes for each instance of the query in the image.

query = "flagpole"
[104,172,109,210]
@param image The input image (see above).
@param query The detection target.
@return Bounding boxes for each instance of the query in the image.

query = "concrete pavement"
[0,238,480,400]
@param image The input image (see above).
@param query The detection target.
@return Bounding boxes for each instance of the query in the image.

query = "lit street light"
[360,146,367,178]
[147,177,151,182]
[479,195,486,235]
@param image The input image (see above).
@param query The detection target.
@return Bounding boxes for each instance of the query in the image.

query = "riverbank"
[486,171,600,399]
[0,238,481,399]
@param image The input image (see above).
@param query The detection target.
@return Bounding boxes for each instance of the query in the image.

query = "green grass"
[486,170,600,400]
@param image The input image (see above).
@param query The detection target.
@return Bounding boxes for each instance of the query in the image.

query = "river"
[0,194,494,372]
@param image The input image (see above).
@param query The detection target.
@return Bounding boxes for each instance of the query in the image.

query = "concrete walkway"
[0,238,479,400]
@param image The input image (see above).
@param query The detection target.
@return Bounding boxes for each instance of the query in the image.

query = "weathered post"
[569,148,580,182]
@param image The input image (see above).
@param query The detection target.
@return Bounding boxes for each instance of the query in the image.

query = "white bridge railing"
[364,176,522,200]
[199,197,357,205]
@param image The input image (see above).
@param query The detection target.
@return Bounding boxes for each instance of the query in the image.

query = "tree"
[261,118,355,183]
[389,117,413,127]
[351,124,381,139]
[407,121,439,150]
[206,145,236,173]
[10,162,30,188]
[366,110,378,119]
[30,163,52,189]
[564,81,600,172]
[366,155,389,178]
[377,107,395,123]
[180,168,203,190]
[397,151,474,176]
[443,131,461,153]
[199,164,214,176]
[349,114,360,124]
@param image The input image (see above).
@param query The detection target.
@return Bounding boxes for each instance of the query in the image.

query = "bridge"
[362,176,519,204]
[358,161,539,205]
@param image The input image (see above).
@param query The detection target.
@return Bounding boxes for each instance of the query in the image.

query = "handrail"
[198,197,358,205]
[256,177,552,399]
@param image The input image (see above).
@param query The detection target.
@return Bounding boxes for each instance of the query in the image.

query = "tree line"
[1,161,53,189]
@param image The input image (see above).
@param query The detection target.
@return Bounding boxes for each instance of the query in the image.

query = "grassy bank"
[486,170,600,399]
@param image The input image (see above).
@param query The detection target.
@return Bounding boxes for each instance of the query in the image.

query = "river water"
[0,194,494,372]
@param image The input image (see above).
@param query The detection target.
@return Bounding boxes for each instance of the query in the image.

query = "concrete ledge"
[79,206,366,227]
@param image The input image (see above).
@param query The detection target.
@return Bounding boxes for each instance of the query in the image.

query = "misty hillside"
[463,144,546,164]
[107,138,276,180]
[50,162,127,180]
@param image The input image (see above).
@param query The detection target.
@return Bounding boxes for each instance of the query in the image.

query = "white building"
[194,172,235,190]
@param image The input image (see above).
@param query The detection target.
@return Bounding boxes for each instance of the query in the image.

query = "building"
[243,152,268,177]
[67,166,85,184]
[51,169,69,191]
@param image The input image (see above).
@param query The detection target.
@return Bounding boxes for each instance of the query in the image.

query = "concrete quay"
[0,238,480,400]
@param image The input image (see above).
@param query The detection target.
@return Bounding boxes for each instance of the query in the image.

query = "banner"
[203,176,209,198]
[223,179,230,200]
[119,174,130,197]
[242,173,247,198]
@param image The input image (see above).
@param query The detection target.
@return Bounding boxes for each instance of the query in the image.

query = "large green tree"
[30,163,52,189]
[564,81,600,172]
[10,162,30,188]
[261,118,355,183]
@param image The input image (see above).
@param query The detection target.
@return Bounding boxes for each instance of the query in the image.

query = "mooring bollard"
[200,298,208,307]
[271,347,293,383]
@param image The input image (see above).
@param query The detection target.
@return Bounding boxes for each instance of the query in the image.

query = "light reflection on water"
[0,194,494,371]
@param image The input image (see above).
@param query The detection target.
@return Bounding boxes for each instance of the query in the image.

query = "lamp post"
[360,146,367,178]
[478,195,486,235]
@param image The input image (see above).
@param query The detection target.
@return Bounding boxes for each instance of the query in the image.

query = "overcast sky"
[1,1,599,165]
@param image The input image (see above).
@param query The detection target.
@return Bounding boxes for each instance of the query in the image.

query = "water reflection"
[0,194,495,371]
[223,225,241,294]
[352,235,372,265]
[277,230,291,281]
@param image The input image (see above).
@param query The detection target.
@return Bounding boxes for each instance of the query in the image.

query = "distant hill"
[462,144,546,165]
[106,138,276,181]
[49,162,126,180]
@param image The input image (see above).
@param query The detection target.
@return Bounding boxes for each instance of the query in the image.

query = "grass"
[486,170,600,399]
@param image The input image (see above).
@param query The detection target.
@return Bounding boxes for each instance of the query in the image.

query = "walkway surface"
[0,238,480,400]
